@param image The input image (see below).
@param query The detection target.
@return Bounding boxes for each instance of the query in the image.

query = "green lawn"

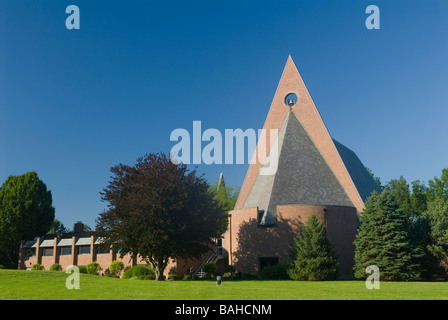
[1,269,448,300]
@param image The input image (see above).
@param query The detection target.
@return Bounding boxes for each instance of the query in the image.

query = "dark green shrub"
[109,260,125,277]
[237,272,258,280]
[202,262,217,277]
[143,274,155,280]
[78,266,87,274]
[181,274,199,280]
[168,273,178,280]
[225,265,236,274]
[122,265,154,280]
[261,263,289,280]
[49,263,62,271]
[87,261,102,275]
[31,263,44,270]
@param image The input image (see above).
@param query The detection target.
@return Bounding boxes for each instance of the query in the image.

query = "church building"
[18,56,379,279]
[222,56,380,278]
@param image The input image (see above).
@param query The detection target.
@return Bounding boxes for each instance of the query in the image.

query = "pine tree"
[209,173,240,214]
[353,190,422,281]
[287,215,339,281]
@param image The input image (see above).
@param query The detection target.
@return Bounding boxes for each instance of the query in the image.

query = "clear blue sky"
[1,0,447,229]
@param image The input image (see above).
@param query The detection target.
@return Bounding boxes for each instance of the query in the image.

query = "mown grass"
[1,270,448,300]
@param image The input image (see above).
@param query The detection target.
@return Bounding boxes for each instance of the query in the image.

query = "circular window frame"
[284,93,298,107]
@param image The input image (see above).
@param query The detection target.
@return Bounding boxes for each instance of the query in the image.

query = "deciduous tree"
[95,153,227,280]
[422,198,448,279]
[0,171,54,268]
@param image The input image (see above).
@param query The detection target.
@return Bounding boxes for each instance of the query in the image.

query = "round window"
[284,93,297,107]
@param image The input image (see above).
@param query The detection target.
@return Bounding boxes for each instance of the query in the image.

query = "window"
[60,246,72,256]
[42,248,54,257]
[215,237,223,256]
[96,245,110,255]
[284,92,297,107]
[78,245,90,255]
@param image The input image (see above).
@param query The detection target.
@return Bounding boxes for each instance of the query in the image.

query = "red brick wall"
[96,252,114,274]
[76,253,92,267]
[325,206,359,277]
[58,255,73,269]
[223,207,258,272]
[40,255,55,270]
[19,238,218,278]
[224,205,358,277]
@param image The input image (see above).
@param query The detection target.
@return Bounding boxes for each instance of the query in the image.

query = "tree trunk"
[154,258,167,281]
[154,265,164,281]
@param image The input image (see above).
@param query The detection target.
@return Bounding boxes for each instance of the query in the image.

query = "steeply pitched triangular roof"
[243,111,355,224]
[235,56,378,214]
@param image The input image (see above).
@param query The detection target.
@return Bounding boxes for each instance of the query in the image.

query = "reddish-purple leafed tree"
[95,153,227,280]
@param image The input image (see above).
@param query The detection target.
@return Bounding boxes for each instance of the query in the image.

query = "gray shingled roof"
[23,240,37,248]
[332,139,381,202]
[39,239,54,248]
[75,237,91,246]
[57,238,73,247]
[243,111,355,225]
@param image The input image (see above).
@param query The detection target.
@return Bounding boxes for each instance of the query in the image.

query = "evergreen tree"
[410,180,428,216]
[384,176,433,279]
[48,219,70,234]
[287,215,339,281]
[209,173,240,214]
[386,177,412,216]
[353,190,422,281]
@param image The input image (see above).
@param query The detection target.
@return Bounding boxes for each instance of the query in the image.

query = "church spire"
[217,172,226,192]
[234,55,366,213]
